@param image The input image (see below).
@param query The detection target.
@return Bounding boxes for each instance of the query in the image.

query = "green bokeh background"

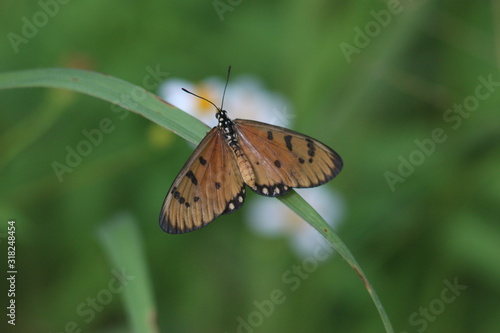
[1,1,499,332]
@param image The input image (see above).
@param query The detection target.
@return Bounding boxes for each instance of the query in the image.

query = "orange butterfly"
[160,68,343,233]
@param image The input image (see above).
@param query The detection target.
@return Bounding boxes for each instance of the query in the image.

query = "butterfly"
[160,68,343,234]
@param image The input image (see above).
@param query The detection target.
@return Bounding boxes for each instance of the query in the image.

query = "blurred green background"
[1,0,499,332]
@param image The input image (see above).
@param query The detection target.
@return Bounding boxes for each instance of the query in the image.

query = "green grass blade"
[0,68,209,144]
[0,68,393,332]
[99,213,159,333]
[278,192,394,333]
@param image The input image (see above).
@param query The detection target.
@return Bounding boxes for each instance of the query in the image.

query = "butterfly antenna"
[220,65,231,111]
[181,88,220,111]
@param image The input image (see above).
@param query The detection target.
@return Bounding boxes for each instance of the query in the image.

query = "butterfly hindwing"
[233,119,343,196]
[160,127,245,233]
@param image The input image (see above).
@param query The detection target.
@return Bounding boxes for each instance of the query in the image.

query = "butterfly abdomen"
[232,145,256,189]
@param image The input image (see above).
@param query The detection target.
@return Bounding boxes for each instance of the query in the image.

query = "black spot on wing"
[306,138,315,157]
[215,182,221,189]
[199,156,207,166]
[185,170,198,186]
[284,135,293,151]
[267,131,273,140]
[274,160,281,168]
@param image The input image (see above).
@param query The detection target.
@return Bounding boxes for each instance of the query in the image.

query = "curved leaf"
[0,68,393,333]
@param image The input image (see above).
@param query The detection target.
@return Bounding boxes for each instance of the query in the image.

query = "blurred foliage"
[1,0,499,332]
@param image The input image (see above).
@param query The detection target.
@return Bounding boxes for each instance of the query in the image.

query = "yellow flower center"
[194,83,219,115]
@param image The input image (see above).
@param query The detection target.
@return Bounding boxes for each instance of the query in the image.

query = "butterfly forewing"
[233,119,343,196]
[160,128,245,233]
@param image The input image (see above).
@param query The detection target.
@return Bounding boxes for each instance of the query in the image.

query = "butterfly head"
[215,109,228,121]
[181,87,233,131]
[181,67,236,140]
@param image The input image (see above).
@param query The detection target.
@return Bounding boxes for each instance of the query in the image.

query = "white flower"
[158,74,293,128]
[246,187,345,259]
